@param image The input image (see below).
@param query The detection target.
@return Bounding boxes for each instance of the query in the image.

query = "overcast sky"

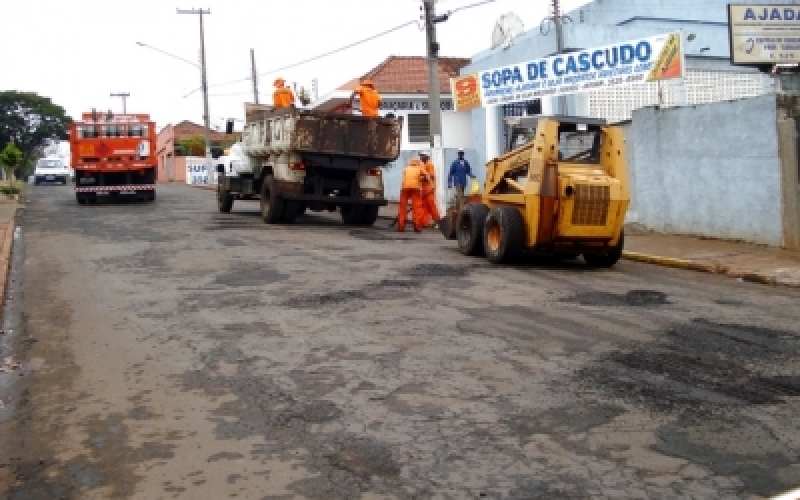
[2,0,590,130]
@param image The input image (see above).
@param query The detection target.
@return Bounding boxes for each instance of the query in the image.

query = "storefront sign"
[728,4,800,65]
[451,32,684,110]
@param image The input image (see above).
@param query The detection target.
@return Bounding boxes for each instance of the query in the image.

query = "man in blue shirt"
[448,148,475,208]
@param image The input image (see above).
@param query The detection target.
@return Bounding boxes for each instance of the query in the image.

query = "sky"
[2,0,591,131]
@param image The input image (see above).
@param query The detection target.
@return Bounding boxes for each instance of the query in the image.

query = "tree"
[0,91,72,177]
[177,135,206,156]
[0,142,22,185]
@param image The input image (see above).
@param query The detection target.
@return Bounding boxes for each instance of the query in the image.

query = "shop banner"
[451,32,684,111]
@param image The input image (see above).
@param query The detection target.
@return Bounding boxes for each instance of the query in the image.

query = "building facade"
[461,0,798,169]
[156,121,238,183]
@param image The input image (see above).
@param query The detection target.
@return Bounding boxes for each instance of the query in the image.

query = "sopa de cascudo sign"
[451,32,684,111]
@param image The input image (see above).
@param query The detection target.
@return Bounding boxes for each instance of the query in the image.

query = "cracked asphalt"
[1,183,799,499]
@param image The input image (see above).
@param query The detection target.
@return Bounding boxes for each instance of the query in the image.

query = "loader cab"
[503,115,608,162]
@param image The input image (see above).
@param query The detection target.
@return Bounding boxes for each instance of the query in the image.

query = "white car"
[34,158,71,185]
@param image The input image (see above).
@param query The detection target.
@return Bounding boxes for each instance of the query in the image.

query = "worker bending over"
[349,79,382,117]
[397,158,425,233]
[418,150,440,228]
[273,78,295,108]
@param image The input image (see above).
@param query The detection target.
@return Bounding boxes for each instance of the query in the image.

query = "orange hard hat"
[409,158,421,166]
[361,79,375,88]
[274,78,285,87]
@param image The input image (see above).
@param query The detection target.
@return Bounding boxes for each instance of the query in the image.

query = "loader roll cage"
[504,115,608,163]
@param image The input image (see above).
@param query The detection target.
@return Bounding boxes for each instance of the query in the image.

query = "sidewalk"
[0,200,20,308]
[380,202,800,288]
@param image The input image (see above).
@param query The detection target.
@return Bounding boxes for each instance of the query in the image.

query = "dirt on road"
[0,184,799,499]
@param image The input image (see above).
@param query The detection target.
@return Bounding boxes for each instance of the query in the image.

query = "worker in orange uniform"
[397,158,425,233]
[273,78,295,108]
[349,79,382,117]
[418,150,440,228]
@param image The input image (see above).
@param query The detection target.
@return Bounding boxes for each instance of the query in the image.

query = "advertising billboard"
[450,32,684,111]
[728,4,800,65]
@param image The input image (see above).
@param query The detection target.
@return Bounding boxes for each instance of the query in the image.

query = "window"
[128,125,145,137]
[407,114,430,143]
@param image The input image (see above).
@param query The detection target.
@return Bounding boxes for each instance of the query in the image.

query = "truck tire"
[217,185,234,212]
[359,205,379,226]
[282,201,299,224]
[76,194,87,205]
[483,206,526,264]
[259,175,283,224]
[340,205,364,225]
[457,203,490,257]
[584,231,624,268]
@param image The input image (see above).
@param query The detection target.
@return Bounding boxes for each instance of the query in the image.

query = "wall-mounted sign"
[451,32,684,111]
[378,100,453,111]
[728,4,800,65]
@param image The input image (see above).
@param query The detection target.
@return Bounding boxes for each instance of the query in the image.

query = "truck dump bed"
[242,104,402,169]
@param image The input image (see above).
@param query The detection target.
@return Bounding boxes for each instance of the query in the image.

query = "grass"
[0,181,25,199]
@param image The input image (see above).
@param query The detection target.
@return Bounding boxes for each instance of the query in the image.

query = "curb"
[622,250,796,288]
[0,215,17,308]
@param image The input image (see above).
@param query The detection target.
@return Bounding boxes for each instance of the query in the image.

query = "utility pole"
[250,48,259,104]
[552,0,567,115]
[423,0,442,146]
[110,92,130,114]
[177,7,213,184]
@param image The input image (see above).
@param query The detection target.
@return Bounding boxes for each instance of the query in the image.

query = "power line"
[188,0,505,97]
[202,19,418,93]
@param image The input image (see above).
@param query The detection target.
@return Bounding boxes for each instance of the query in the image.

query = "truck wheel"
[359,205,379,226]
[457,203,490,256]
[281,201,299,224]
[584,231,624,268]
[483,206,526,264]
[76,194,87,205]
[340,205,364,225]
[217,185,234,212]
[259,175,283,224]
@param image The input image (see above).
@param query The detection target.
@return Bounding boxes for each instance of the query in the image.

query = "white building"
[460,0,797,168]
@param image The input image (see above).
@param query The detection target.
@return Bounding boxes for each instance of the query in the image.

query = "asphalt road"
[1,183,799,500]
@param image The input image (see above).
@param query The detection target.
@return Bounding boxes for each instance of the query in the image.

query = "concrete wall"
[630,94,785,246]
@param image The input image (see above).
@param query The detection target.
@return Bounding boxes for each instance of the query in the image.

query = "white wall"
[630,94,784,245]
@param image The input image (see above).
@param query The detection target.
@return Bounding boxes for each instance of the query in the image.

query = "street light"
[177,8,213,186]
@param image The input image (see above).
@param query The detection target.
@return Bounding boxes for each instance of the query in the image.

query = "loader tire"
[584,231,624,268]
[260,175,283,224]
[484,206,525,264]
[457,203,490,257]
[217,185,233,213]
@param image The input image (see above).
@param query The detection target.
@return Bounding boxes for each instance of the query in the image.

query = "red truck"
[69,110,157,204]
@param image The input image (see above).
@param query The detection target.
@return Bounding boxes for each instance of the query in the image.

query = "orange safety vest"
[402,163,423,190]
[273,87,294,108]
[356,86,381,117]
[421,161,435,187]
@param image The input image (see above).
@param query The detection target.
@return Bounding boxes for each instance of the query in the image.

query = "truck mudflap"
[75,185,156,193]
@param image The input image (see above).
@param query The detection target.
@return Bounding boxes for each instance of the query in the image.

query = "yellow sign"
[728,4,800,65]
[647,32,683,81]
[79,144,94,155]
[450,74,482,112]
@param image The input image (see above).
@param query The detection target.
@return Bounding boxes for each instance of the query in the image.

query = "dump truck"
[69,110,157,204]
[216,104,403,225]
[441,116,629,267]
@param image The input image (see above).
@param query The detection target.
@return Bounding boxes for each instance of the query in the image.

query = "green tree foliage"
[0,142,22,184]
[177,135,205,156]
[0,91,72,176]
